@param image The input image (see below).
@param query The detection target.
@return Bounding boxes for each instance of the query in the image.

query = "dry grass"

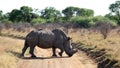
[1,27,120,66]
[0,28,28,39]
[0,36,24,68]
[68,28,120,61]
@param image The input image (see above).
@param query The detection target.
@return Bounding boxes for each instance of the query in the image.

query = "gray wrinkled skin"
[21,29,77,57]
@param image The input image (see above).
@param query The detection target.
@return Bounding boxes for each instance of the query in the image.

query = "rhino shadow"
[5,50,22,58]
[6,50,70,60]
[23,56,70,60]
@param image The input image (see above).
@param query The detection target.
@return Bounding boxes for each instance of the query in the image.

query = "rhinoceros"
[21,29,77,57]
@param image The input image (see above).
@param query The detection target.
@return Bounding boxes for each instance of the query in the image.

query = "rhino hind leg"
[29,46,36,58]
[21,43,29,57]
[52,47,57,57]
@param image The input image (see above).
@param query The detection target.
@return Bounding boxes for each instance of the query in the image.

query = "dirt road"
[17,47,97,68]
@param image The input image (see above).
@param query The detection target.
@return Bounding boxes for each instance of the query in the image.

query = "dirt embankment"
[73,43,120,68]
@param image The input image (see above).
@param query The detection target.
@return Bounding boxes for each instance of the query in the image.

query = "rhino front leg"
[52,47,57,57]
[29,46,36,58]
[59,48,64,57]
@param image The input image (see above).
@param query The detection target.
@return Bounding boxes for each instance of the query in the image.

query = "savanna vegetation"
[0,1,119,27]
[0,0,120,68]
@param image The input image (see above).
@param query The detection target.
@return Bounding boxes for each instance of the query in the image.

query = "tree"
[0,10,3,20]
[62,7,76,21]
[9,9,23,22]
[20,6,33,22]
[9,6,37,23]
[62,7,94,21]
[109,0,120,24]
[1,13,12,23]
[41,7,61,23]
[77,8,94,17]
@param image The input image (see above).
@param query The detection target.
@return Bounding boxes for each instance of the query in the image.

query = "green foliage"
[9,6,37,23]
[93,16,117,26]
[68,16,116,28]
[0,5,117,28]
[41,7,61,23]
[62,6,94,21]
[0,12,12,23]
[9,9,23,22]
[31,17,46,24]
[109,1,120,12]
[20,6,33,22]
[77,8,94,17]
[0,10,3,20]
[109,0,120,25]
[62,6,76,20]
[105,13,116,20]
[1,19,12,23]
[93,16,110,22]
[70,16,95,28]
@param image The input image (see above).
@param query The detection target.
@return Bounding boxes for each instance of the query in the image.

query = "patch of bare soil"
[17,47,97,68]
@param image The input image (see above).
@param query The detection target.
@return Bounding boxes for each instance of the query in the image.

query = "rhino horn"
[68,49,78,57]
[73,49,78,53]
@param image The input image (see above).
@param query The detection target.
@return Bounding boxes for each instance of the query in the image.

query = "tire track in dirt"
[17,47,97,68]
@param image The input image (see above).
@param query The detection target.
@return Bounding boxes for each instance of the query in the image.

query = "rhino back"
[52,29,67,46]
[26,30,39,46]
[37,30,56,48]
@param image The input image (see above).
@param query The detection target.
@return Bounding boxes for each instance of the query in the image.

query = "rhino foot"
[68,54,73,57]
[52,54,57,57]
[31,55,36,58]
[58,52,62,57]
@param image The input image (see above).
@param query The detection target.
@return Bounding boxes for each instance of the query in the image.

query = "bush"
[70,16,95,28]
[31,17,46,24]
[93,22,112,39]
[1,19,12,24]
[93,16,117,26]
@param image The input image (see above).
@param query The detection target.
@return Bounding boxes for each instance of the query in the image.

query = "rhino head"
[64,37,77,57]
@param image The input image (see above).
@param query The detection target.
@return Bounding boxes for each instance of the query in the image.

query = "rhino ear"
[67,37,72,41]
